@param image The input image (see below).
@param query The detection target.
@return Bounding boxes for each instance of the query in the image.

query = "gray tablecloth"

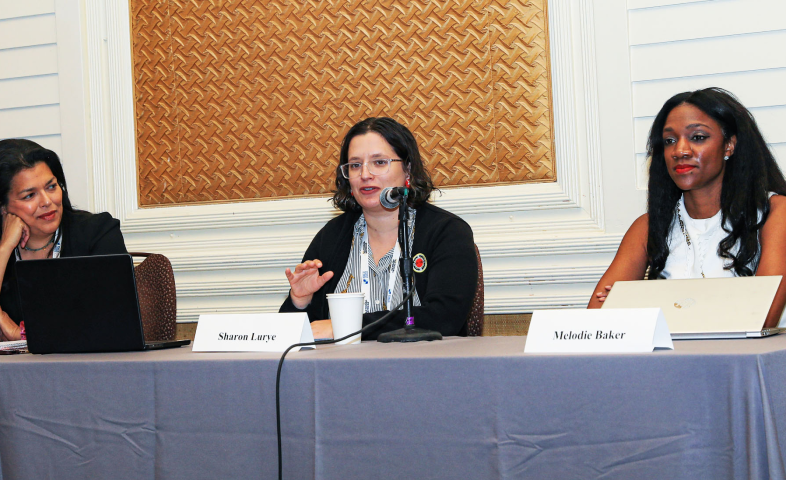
[1,336,785,479]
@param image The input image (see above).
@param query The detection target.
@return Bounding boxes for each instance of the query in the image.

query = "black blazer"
[280,203,477,339]
[1,210,128,325]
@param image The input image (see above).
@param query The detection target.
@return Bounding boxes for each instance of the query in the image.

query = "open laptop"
[16,254,190,354]
[602,276,785,339]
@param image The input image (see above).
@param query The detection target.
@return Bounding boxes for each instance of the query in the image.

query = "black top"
[1,210,128,325]
[280,203,478,339]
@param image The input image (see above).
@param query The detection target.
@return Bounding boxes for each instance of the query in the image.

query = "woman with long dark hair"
[279,117,477,339]
[0,139,127,340]
[588,88,786,327]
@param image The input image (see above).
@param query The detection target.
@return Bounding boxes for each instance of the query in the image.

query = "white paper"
[524,308,673,354]
[193,313,314,352]
[0,340,27,351]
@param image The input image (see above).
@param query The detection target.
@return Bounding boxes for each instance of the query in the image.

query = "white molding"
[485,265,607,286]
[484,294,589,314]
[54,0,91,210]
[84,0,107,213]
[579,0,605,229]
[175,293,592,322]
[130,232,623,272]
[175,266,607,299]
[118,183,582,233]
[547,0,581,207]
[105,0,136,217]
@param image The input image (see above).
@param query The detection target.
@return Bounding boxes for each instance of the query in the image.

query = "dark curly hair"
[332,117,435,212]
[646,88,786,279]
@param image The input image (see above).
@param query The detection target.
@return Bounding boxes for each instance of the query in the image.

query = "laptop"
[16,254,190,354]
[602,276,785,339]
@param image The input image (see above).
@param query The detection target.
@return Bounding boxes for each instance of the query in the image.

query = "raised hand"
[284,260,334,309]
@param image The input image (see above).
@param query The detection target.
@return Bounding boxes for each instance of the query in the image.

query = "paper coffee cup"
[326,293,365,345]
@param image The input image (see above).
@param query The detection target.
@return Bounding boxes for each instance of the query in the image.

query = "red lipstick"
[675,165,696,174]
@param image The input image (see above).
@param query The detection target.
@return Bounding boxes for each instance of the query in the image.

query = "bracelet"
[19,321,25,340]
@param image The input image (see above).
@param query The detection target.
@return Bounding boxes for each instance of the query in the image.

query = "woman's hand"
[284,260,334,309]
[310,320,333,341]
[0,310,21,341]
[0,211,30,253]
[594,285,612,303]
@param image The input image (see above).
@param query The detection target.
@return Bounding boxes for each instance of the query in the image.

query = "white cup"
[326,292,365,345]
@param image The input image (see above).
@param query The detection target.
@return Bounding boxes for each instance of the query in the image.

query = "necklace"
[676,206,705,278]
[21,234,55,252]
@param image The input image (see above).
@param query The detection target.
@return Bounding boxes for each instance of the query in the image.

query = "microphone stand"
[378,188,442,343]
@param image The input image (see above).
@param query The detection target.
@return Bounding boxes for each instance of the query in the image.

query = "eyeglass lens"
[341,159,396,178]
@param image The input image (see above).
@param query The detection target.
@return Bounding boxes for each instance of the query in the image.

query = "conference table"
[1,335,785,479]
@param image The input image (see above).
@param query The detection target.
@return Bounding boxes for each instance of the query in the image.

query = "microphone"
[379,187,408,209]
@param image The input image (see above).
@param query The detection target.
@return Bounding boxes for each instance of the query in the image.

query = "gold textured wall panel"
[131,0,555,206]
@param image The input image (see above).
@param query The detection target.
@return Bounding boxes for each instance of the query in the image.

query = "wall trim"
[175,293,592,323]
[176,265,608,299]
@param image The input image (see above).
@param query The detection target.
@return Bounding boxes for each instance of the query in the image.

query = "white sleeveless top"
[661,194,785,326]
[661,196,742,280]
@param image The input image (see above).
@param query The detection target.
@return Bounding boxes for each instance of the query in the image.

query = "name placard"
[193,313,314,352]
[524,308,673,354]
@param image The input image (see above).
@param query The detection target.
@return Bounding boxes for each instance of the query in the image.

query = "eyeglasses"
[339,159,404,179]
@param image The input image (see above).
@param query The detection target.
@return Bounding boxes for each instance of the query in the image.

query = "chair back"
[466,244,484,336]
[131,252,177,341]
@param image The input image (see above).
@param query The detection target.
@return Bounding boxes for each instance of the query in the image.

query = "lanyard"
[360,221,401,313]
[15,228,62,261]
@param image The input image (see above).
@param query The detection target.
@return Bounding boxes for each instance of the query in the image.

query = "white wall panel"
[0,104,60,138]
[0,14,57,50]
[629,0,786,45]
[0,74,59,110]
[0,7,64,202]
[629,0,786,197]
[632,68,786,117]
[630,30,786,82]
[754,108,786,146]
[628,0,710,9]
[24,134,63,158]
[0,0,54,21]
[773,143,786,166]
[0,44,58,80]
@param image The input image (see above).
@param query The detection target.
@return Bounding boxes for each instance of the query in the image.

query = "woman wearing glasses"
[279,117,478,340]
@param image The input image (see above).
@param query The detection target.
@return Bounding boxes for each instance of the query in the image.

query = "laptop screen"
[16,254,146,353]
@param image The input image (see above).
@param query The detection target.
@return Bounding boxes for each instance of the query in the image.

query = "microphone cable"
[275,288,415,480]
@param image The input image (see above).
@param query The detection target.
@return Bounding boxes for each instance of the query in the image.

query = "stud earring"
[724,155,730,161]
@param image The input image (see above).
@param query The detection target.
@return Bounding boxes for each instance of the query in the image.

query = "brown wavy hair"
[332,117,435,212]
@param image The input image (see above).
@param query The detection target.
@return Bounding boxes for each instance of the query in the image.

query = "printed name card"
[524,308,673,354]
[193,313,314,352]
